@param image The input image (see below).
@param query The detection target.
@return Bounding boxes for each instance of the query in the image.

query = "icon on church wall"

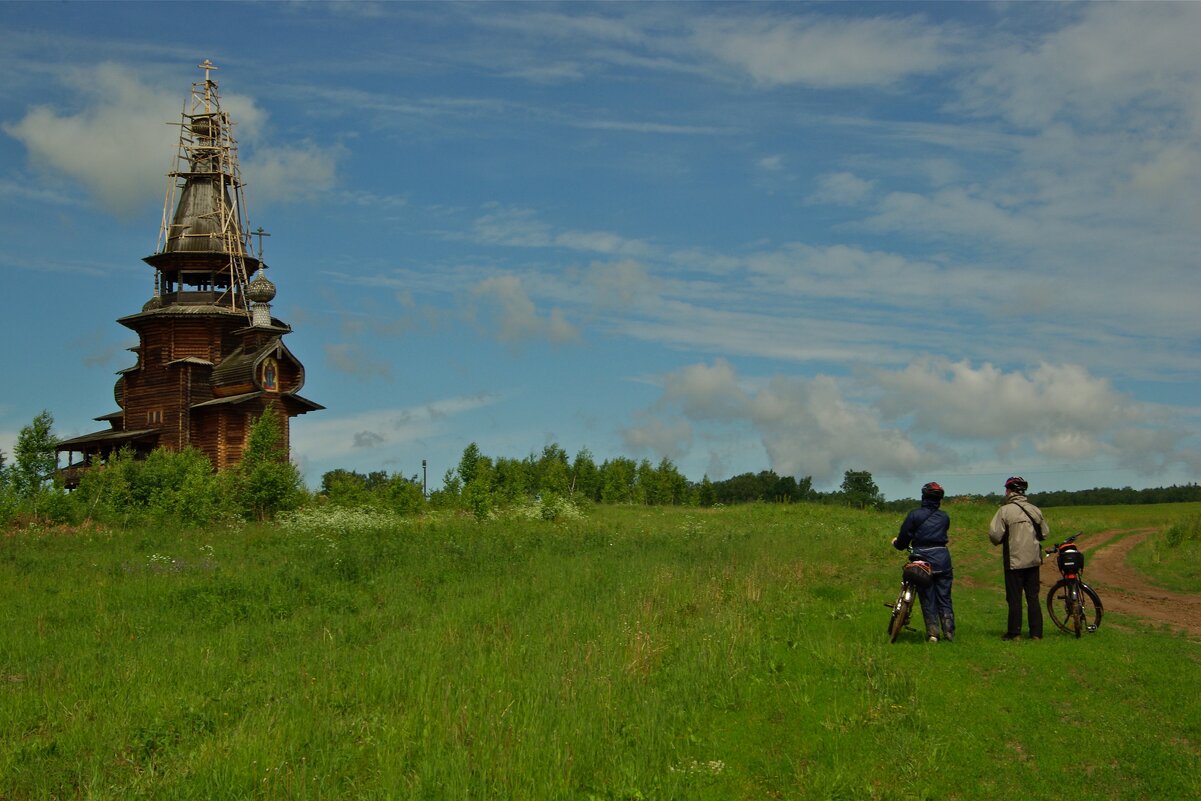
[262,357,278,391]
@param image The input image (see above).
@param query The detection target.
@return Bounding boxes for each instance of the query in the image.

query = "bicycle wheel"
[1079,583,1103,632]
[889,586,913,643]
[1069,584,1084,638]
[1046,579,1075,634]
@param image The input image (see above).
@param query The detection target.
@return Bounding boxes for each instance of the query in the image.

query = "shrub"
[236,408,306,521]
[1164,515,1201,548]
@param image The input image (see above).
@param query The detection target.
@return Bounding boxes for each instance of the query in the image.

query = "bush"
[237,408,306,521]
[1164,515,1201,548]
[74,447,231,527]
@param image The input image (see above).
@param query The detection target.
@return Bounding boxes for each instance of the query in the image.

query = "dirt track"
[1045,529,1201,638]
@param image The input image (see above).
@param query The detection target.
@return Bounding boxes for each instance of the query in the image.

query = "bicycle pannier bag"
[1056,546,1084,573]
[903,560,934,588]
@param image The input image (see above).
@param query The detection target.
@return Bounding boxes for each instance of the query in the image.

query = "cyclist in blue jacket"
[893,482,955,642]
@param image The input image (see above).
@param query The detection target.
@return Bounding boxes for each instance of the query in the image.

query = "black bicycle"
[887,553,932,643]
[1045,533,1103,637]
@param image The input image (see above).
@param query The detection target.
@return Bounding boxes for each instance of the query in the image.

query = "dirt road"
[1043,529,1201,638]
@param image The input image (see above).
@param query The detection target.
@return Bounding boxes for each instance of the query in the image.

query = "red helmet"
[921,482,944,500]
[1004,476,1028,493]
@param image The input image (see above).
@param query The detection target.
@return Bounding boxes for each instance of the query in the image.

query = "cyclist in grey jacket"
[893,482,954,642]
[989,476,1049,640]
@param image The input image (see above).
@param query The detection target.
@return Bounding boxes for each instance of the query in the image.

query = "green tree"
[571,448,601,501]
[321,469,372,506]
[456,442,485,487]
[461,455,496,520]
[237,407,304,521]
[379,473,425,514]
[493,456,531,505]
[600,457,638,504]
[839,469,884,510]
[11,410,58,500]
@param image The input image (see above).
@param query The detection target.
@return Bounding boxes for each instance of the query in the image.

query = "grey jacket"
[988,493,1049,570]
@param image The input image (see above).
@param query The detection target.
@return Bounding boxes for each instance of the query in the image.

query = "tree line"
[1,409,304,529]
[2,410,1197,528]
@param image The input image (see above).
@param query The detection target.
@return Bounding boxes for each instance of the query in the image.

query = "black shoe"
[1001,633,1020,641]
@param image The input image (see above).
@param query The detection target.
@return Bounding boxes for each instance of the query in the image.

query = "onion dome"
[246,269,277,303]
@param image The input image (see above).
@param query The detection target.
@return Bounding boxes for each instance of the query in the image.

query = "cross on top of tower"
[198,60,218,111]
[253,227,271,262]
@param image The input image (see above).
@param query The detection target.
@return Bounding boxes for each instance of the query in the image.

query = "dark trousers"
[1004,566,1042,637]
[917,571,954,638]
[912,547,954,639]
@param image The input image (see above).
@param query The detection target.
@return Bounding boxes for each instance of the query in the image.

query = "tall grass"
[2,503,1198,800]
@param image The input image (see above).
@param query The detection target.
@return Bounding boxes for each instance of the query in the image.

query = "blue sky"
[1,1,1199,500]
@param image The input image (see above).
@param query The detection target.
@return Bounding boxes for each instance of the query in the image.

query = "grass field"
[2,502,1199,800]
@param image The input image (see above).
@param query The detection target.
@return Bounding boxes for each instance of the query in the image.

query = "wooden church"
[57,62,321,484]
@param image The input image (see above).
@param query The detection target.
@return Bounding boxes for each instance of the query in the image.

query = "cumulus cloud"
[4,62,338,215]
[644,358,932,483]
[808,171,874,206]
[633,358,1194,486]
[659,359,748,421]
[3,64,182,213]
[471,274,579,344]
[586,259,661,310]
[244,141,341,204]
[620,410,692,460]
[873,359,1136,444]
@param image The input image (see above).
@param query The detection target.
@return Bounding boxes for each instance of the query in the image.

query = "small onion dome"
[142,295,163,311]
[246,269,276,303]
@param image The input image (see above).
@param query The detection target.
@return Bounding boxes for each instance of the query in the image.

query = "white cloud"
[873,359,1138,442]
[659,359,748,421]
[620,410,692,460]
[324,342,393,381]
[633,358,1195,486]
[244,142,341,205]
[808,171,873,206]
[692,14,956,87]
[4,62,338,215]
[292,395,500,463]
[645,359,931,483]
[586,259,661,310]
[471,204,651,256]
[3,63,181,213]
[471,274,579,344]
[962,3,1201,131]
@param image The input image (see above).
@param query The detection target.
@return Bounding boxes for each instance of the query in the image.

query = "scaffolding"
[155,60,255,319]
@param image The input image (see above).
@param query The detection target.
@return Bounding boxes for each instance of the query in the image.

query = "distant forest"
[702,469,1201,511]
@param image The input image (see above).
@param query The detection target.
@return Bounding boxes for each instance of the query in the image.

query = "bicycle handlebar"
[1045,531,1082,554]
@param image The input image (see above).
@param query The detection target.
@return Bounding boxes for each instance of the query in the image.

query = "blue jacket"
[895,500,950,549]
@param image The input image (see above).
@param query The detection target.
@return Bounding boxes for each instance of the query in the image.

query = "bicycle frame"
[1045,533,1103,636]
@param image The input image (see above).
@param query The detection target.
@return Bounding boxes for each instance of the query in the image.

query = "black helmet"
[1004,476,1028,493]
[921,481,944,501]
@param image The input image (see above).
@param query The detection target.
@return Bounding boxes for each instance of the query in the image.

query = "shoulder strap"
[911,508,943,539]
[1013,502,1044,539]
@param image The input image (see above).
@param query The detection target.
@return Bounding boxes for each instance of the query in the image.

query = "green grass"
[1125,508,1201,594]
[2,503,1199,800]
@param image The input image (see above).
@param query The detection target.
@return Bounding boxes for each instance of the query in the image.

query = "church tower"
[58,62,321,480]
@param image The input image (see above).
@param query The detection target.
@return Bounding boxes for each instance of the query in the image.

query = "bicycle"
[1044,533,1103,637]
[887,553,933,643]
